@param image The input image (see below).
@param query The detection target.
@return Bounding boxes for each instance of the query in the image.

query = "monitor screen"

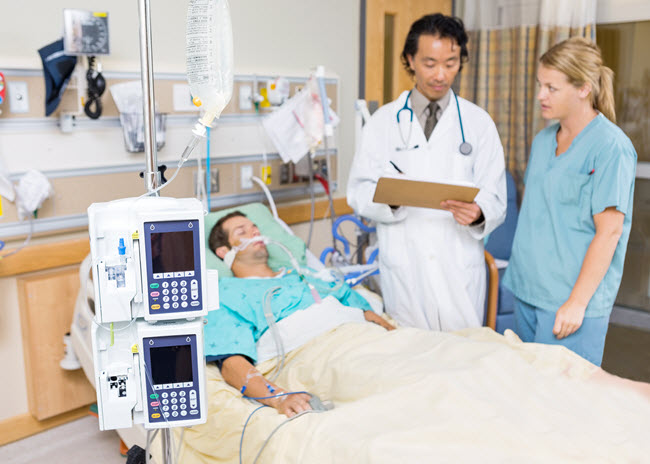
[150,230,195,274]
[149,345,193,385]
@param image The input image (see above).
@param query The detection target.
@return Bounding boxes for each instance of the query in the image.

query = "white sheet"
[256,295,365,363]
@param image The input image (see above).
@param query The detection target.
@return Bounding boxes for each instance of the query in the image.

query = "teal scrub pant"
[514,298,610,366]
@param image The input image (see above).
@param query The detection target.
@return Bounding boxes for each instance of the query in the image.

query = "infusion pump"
[88,196,217,430]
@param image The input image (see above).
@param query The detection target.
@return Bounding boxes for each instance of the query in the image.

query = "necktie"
[424,101,439,140]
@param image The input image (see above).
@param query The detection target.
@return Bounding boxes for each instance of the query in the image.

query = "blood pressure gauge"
[63,9,110,56]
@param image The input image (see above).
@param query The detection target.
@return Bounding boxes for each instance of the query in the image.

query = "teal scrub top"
[204,270,372,363]
[503,114,636,317]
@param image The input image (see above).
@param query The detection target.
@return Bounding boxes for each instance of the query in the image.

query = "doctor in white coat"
[348,14,506,331]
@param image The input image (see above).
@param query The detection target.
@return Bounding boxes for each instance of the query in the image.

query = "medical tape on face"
[223,235,269,269]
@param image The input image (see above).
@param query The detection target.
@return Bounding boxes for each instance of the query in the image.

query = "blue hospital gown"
[204,270,372,363]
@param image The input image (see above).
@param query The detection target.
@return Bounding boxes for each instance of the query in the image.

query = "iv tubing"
[263,286,284,382]
[206,126,212,211]
[250,176,278,220]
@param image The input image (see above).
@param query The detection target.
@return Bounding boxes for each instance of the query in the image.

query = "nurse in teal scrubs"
[503,38,637,366]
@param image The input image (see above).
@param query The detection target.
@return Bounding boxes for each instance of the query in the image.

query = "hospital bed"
[68,202,650,463]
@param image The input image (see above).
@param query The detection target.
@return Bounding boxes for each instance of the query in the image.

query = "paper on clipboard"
[372,176,479,210]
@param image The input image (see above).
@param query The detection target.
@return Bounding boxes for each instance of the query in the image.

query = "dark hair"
[400,13,469,77]
[208,211,247,253]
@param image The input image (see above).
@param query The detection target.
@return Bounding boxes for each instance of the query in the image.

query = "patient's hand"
[364,310,396,331]
[273,391,313,418]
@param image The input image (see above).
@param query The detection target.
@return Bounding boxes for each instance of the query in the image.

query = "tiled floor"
[0,415,125,464]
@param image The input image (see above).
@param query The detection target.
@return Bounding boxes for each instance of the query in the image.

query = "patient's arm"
[364,310,396,330]
[221,355,312,417]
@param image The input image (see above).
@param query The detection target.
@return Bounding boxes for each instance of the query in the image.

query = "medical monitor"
[139,322,206,428]
[143,219,204,319]
[150,345,193,384]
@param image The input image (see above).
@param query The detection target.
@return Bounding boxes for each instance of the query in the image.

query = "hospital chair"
[485,171,519,334]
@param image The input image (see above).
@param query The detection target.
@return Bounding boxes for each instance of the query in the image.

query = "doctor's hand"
[272,391,313,418]
[440,200,483,226]
[553,299,587,340]
[364,310,396,330]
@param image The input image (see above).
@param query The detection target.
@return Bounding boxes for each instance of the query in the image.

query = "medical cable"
[262,286,285,382]
[239,404,267,464]
[139,113,214,198]
[252,409,324,464]
[306,153,316,248]
[145,429,159,464]
[206,125,212,211]
[84,56,106,120]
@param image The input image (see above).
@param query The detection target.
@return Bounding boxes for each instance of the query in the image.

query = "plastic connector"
[118,238,126,256]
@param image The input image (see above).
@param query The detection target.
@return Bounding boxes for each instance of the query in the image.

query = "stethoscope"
[396,89,472,155]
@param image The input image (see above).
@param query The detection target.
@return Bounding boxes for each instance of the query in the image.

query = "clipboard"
[372,177,479,210]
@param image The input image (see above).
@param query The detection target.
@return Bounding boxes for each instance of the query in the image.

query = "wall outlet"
[239,85,253,110]
[194,169,219,196]
[240,165,253,189]
[8,81,29,114]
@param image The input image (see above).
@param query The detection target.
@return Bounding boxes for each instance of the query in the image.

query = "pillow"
[204,203,307,278]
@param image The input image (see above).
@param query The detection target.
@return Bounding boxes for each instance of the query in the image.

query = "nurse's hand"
[553,299,587,339]
[440,200,483,226]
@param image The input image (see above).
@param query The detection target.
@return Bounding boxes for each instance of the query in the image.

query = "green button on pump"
[150,393,159,399]
[150,283,159,289]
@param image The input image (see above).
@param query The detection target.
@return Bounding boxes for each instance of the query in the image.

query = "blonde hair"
[540,37,616,123]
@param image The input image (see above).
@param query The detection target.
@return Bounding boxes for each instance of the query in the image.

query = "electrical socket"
[240,165,253,189]
[194,169,219,196]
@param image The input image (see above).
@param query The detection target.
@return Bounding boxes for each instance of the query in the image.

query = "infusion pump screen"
[150,345,193,384]
[150,231,195,273]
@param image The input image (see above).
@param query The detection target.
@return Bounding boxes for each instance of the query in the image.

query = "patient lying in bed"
[184,208,650,463]
[205,211,394,417]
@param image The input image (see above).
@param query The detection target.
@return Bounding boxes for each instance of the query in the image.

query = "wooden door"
[364,0,452,108]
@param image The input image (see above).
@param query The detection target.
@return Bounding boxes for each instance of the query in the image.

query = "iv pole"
[137,0,173,462]
[138,0,161,196]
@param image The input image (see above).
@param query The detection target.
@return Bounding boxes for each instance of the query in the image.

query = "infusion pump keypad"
[149,273,201,312]
[149,383,201,421]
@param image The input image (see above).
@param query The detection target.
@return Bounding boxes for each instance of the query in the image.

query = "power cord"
[84,56,106,119]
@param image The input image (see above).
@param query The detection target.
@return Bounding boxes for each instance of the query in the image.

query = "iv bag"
[186,0,234,119]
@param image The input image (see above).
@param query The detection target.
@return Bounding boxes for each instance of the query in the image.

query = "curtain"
[456,0,596,192]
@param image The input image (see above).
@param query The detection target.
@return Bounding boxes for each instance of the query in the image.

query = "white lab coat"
[347,90,506,331]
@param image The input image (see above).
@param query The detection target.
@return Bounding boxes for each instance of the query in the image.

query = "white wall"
[596,0,650,24]
[0,0,360,422]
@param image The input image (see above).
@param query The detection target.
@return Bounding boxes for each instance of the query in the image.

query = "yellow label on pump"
[131,344,139,354]
[262,166,272,185]
[132,231,139,240]
[93,12,108,17]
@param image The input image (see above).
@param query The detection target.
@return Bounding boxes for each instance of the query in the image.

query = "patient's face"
[223,216,269,261]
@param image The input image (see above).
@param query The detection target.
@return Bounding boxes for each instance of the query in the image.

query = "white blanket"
[256,295,365,363]
[165,324,650,463]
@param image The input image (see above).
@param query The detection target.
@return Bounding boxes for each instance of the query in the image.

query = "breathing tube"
[225,235,346,381]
